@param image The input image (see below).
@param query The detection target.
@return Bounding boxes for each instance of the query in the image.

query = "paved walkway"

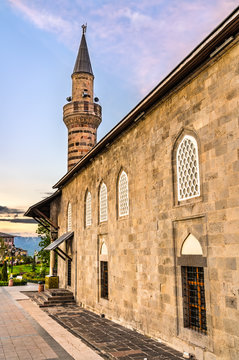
[1,286,185,360]
[32,300,184,360]
[0,286,102,360]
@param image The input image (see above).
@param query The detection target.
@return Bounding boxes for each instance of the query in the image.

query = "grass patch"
[11,264,49,275]
[11,264,40,274]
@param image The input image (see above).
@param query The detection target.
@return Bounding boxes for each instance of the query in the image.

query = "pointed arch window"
[67,202,72,231]
[180,234,207,334]
[100,240,108,300]
[176,135,200,201]
[118,171,129,217]
[99,183,107,223]
[85,191,92,227]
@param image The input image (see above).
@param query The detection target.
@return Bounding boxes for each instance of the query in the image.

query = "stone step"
[32,289,76,308]
[33,294,76,307]
[44,289,74,297]
[40,293,74,302]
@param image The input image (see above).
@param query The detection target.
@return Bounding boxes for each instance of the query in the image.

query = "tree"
[32,255,36,272]
[1,261,8,281]
[36,224,50,266]
[0,238,7,262]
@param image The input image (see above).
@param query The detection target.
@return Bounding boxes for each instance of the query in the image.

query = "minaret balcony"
[63,101,102,118]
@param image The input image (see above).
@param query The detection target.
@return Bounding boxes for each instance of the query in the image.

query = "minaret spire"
[63,26,102,171]
[82,23,87,34]
[73,23,93,75]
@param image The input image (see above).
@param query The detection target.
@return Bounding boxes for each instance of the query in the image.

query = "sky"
[0,0,238,237]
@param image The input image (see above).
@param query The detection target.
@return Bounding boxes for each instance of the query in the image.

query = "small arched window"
[85,191,92,227]
[99,182,107,223]
[67,202,72,231]
[118,171,129,217]
[176,135,200,201]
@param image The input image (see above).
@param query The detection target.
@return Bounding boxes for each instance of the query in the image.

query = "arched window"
[100,241,108,299]
[176,135,200,201]
[118,171,129,217]
[67,202,72,231]
[180,234,207,334]
[99,182,107,223]
[181,234,203,255]
[100,242,108,255]
[85,191,92,227]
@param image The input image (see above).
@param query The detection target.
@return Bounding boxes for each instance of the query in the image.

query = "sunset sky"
[0,0,238,236]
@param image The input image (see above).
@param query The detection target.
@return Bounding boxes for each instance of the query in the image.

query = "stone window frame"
[85,189,92,228]
[174,225,213,350]
[172,128,203,206]
[98,237,109,302]
[99,181,108,223]
[67,202,72,232]
[117,169,129,218]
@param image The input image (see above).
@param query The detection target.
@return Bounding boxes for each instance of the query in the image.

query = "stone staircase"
[33,288,76,307]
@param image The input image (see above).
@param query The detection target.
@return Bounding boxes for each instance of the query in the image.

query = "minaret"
[63,25,102,171]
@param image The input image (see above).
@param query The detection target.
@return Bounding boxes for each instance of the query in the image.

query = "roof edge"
[24,190,62,217]
[54,6,239,189]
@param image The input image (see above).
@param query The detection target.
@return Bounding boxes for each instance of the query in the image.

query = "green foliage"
[0,281,8,286]
[1,261,8,281]
[0,238,7,261]
[23,256,32,264]
[22,278,45,284]
[13,279,27,286]
[11,264,49,275]
[32,255,36,272]
[36,224,50,266]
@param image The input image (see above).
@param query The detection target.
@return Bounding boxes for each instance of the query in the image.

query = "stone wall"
[56,35,239,359]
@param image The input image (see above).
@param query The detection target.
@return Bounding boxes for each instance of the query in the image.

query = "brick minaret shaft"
[63,25,102,171]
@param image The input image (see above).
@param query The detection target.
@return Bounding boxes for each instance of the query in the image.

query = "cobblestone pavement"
[31,300,185,360]
[0,287,74,360]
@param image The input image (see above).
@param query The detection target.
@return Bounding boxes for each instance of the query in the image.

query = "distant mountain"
[14,236,40,256]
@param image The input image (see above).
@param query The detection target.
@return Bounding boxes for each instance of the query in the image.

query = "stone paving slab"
[25,292,184,360]
[19,298,103,360]
[0,287,74,360]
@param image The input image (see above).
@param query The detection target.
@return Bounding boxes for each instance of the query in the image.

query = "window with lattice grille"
[99,183,107,223]
[118,171,129,217]
[182,266,207,334]
[67,203,72,231]
[85,191,92,227]
[176,135,200,201]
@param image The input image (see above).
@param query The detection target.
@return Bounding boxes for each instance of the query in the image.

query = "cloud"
[8,0,80,43]
[0,206,23,214]
[7,0,239,96]
[0,218,36,224]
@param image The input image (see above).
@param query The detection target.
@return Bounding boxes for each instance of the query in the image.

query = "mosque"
[26,8,239,360]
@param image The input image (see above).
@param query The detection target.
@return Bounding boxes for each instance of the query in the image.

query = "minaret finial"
[82,23,87,34]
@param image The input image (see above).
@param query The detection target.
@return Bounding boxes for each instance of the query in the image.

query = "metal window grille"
[85,191,92,226]
[99,183,107,222]
[182,266,207,334]
[100,261,108,299]
[67,203,72,231]
[176,135,200,201]
[119,171,129,217]
[67,259,71,286]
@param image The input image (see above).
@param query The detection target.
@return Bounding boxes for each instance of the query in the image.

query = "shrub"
[23,272,37,279]
[1,262,8,281]
[13,279,27,286]
[0,281,8,286]
[23,278,45,284]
